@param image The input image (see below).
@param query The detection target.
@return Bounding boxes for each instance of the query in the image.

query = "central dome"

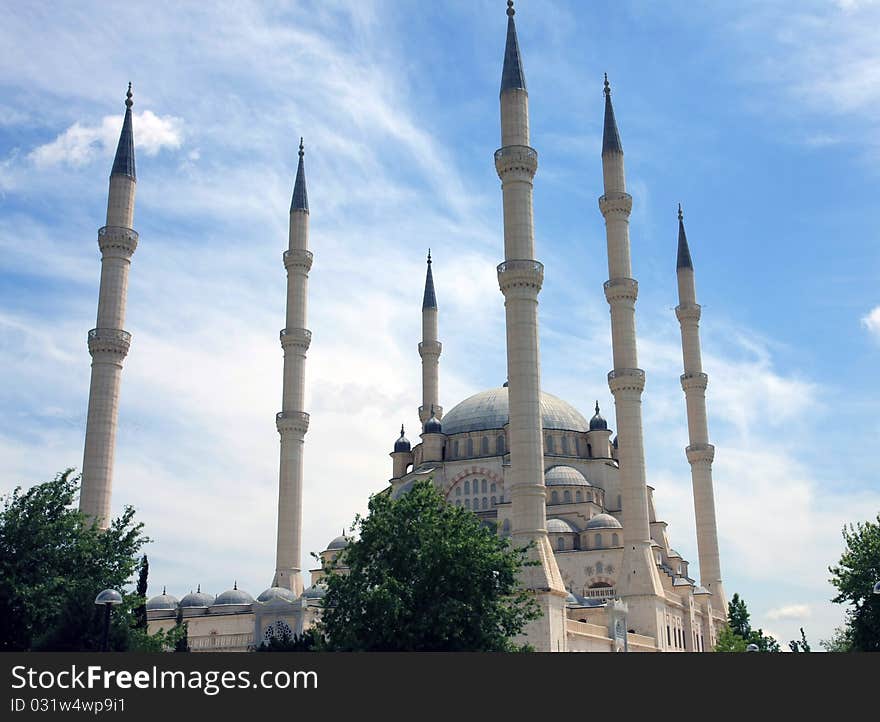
[440,386,589,435]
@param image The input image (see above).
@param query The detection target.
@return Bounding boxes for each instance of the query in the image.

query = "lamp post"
[95,589,123,652]
[745,643,759,652]
[873,581,880,596]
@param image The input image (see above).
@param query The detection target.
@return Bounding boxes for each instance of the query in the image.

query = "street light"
[95,589,123,652]
[745,643,759,652]
[873,581,880,595]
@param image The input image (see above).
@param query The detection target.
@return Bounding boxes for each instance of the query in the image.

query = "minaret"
[418,250,442,424]
[79,84,138,528]
[495,1,567,652]
[274,138,312,595]
[675,206,726,608]
[598,76,665,639]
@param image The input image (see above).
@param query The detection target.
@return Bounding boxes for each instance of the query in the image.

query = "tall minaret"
[274,138,312,595]
[495,1,567,652]
[675,206,726,609]
[598,76,665,639]
[80,84,138,528]
[418,250,442,424]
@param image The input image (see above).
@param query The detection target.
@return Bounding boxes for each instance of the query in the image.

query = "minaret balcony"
[87,327,131,356]
[494,144,537,179]
[497,259,544,293]
[607,367,645,394]
[598,192,632,218]
[276,410,310,434]
[685,443,715,465]
[418,340,442,357]
[97,225,138,257]
[680,372,708,392]
[280,327,312,350]
[675,303,702,323]
[283,248,313,271]
[603,277,638,303]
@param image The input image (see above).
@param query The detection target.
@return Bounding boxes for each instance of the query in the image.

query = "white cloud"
[766,604,811,621]
[28,110,183,168]
[861,306,880,338]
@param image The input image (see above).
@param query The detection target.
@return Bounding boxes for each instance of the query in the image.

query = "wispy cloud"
[766,604,811,621]
[861,306,880,338]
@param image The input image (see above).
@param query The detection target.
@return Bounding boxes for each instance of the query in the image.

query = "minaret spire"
[598,76,666,644]
[419,250,442,424]
[675,207,726,610]
[274,136,313,595]
[496,2,567,652]
[80,84,140,527]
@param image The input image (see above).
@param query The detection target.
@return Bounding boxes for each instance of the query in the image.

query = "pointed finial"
[197,584,201,593]
[604,73,610,97]
[125,82,133,109]
[602,73,623,154]
[507,0,515,17]
[298,137,304,158]
[678,203,683,222]
[427,248,432,264]
[162,585,166,595]
[595,400,600,415]
[677,205,694,270]
[233,580,238,590]
[400,423,405,436]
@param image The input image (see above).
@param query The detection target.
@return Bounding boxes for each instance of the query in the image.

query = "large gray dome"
[441,387,589,435]
[545,465,591,487]
[585,513,622,530]
[213,587,254,606]
[257,587,298,603]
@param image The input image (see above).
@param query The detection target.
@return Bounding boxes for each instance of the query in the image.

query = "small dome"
[179,587,214,608]
[547,517,578,534]
[393,425,411,453]
[146,589,179,611]
[585,513,622,530]
[423,413,442,434]
[545,465,591,487]
[589,401,608,431]
[213,584,254,606]
[327,533,351,550]
[302,584,326,600]
[668,549,682,558]
[257,587,298,603]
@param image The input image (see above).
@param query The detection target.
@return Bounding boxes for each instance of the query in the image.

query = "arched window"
[502,518,511,536]
[481,479,487,493]
[617,494,621,509]
[491,495,497,506]
[596,561,603,574]
[587,443,593,457]
[546,435,555,453]
[564,490,571,503]
[612,533,619,547]
[556,537,565,551]
[595,533,602,548]
[453,440,459,458]
[466,438,473,456]
[490,482,496,493]
[455,486,461,496]
[481,436,489,455]
[575,491,582,502]
[465,499,471,510]
[561,436,569,455]
[455,499,461,506]
[464,480,470,494]
[551,491,559,504]
[573,535,581,550]
[586,492,592,503]
[482,497,488,510]
[496,435,505,455]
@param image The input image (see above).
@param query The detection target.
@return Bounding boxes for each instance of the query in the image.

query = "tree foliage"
[0,470,181,651]
[788,627,811,653]
[713,592,780,652]
[316,480,540,651]
[256,627,318,652]
[827,514,880,652]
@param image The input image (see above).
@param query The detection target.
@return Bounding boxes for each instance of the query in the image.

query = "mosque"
[78,3,727,652]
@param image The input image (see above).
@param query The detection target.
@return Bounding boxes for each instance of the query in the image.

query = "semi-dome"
[545,465,591,487]
[302,584,326,600]
[547,517,578,534]
[440,386,589,435]
[179,587,214,608]
[146,589,179,611]
[585,513,622,529]
[668,549,682,558]
[213,584,254,606]
[589,401,608,431]
[257,587,298,603]
[393,425,411,453]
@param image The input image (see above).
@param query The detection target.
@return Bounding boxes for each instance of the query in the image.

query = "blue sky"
[2,0,879,648]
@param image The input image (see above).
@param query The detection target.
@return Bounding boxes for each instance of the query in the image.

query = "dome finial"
[604,73,610,97]
[298,137,304,158]
[595,400,600,415]
[427,248,431,264]
[507,0,515,17]
[196,584,201,593]
[162,585,166,595]
[678,203,683,222]
[233,580,237,590]
[400,423,405,436]
[125,82,133,109]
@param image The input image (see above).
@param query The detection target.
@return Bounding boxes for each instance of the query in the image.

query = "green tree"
[316,480,540,651]
[0,470,180,651]
[132,555,149,632]
[713,592,780,652]
[172,607,189,652]
[788,627,811,652]
[256,627,318,652]
[827,514,880,652]
[821,624,854,653]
